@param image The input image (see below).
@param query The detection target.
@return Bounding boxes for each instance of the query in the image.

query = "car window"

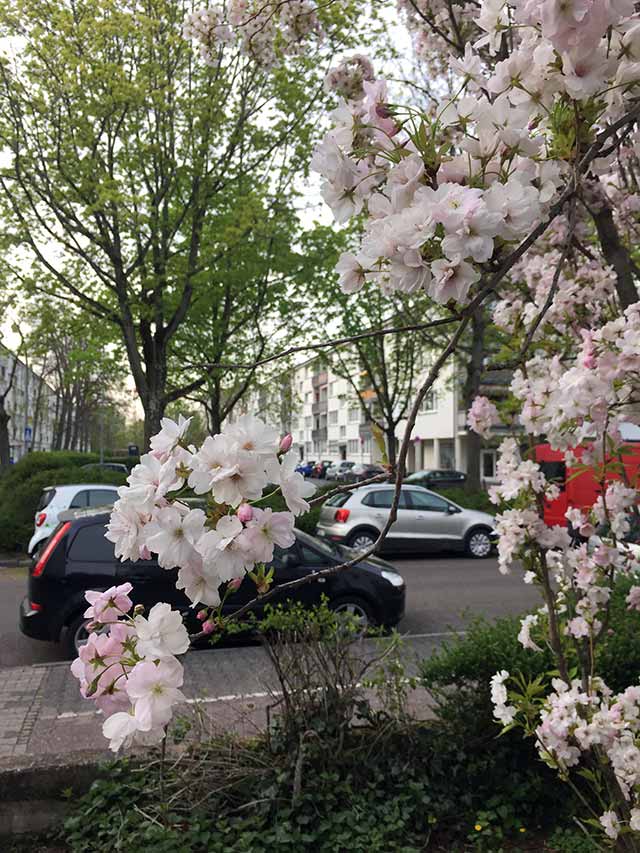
[325,492,351,507]
[37,488,56,511]
[362,490,409,509]
[299,544,326,565]
[88,489,118,508]
[408,490,449,512]
[69,524,115,562]
[69,490,90,509]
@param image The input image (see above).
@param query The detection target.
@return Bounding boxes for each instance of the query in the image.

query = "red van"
[534,443,640,527]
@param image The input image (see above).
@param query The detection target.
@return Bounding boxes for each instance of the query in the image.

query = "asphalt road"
[0,554,538,668]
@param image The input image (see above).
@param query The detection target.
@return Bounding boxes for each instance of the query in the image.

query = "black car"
[343,463,387,484]
[20,510,406,657]
[404,469,467,489]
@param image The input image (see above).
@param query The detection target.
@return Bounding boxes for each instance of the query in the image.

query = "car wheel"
[346,529,378,553]
[465,528,493,559]
[64,613,103,658]
[329,596,378,632]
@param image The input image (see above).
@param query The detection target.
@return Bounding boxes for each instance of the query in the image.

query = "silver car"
[316,484,497,558]
[325,461,355,481]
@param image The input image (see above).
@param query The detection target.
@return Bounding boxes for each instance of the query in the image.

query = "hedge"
[0,463,127,552]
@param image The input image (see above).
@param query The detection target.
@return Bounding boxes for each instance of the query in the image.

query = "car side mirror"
[446,505,460,514]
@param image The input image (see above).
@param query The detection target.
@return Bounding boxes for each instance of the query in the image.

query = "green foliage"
[547,827,601,852]
[0,456,126,550]
[432,486,494,514]
[257,483,334,535]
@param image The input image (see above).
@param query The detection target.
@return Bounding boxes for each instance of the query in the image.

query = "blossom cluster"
[71,587,190,751]
[467,395,501,439]
[74,415,313,750]
[511,302,640,451]
[535,677,640,840]
[183,0,322,67]
[105,414,312,610]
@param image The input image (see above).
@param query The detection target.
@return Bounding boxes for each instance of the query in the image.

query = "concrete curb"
[0,750,109,838]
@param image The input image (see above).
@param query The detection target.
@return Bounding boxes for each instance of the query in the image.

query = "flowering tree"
[71,0,640,848]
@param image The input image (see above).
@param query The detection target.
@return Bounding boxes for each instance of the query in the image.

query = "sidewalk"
[0,634,444,764]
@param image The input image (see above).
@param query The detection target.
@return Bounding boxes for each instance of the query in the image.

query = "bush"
[431,486,494,514]
[0,464,127,551]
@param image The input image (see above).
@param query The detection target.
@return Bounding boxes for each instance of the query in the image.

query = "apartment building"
[230,353,505,480]
[0,344,60,461]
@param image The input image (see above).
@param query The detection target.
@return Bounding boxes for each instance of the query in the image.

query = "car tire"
[329,595,378,631]
[465,527,493,559]
[346,528,379,553]
[64,612,95,659]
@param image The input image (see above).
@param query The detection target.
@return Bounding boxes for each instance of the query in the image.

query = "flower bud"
[133,604,145,616]
[279,433,293,454]
[202,620,216,635]
[228,577,243,591]
[237,503,253,523]
[196,609,208,621]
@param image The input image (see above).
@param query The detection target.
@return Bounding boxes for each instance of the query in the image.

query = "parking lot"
[0,552,537,668]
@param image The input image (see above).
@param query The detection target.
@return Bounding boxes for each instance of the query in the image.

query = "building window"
[421,390,437,412]
[328,410,338,425]
[348,406,360,423]
[363,437,372,454]
[329,381,336,395]
[305,392,311,402]
[339,425,346,438]
[482,450,497,479]
[347,438,360,454]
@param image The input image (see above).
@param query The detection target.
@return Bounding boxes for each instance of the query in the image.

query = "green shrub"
[258,483,334,535]
[0,465,126,551]
[432,486,494,514]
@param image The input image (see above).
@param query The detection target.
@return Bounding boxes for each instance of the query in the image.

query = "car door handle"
[374,513,386,519]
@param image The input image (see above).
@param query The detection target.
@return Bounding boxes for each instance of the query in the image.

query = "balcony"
[359,421,373,440]
[311,371,328,388]
[312,427,328,442]
[312,399,328,415]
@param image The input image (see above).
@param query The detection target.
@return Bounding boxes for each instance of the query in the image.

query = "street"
[0,553,538,667]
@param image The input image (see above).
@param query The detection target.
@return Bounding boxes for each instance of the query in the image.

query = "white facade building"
[232,354,503,481]
[0,345,60,462]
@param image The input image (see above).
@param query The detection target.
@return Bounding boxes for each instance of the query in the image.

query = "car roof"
[45,483,122,492]
[353,483,425,493]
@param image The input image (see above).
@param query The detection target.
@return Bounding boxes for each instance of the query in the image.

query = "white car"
[28,483,120,555]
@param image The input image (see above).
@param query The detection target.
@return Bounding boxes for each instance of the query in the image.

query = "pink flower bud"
[279,433,293,453]
[139,544,152,560]
[237,503,253,523]
[228,577,243,591]
[202,620,216,635]
[196,609,208,621]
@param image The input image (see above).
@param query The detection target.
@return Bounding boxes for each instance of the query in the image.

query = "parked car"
[28,484,121,557]
[326,461,355,481]
[81,462,129,474]
[316,484,497,558]
[295,460,316,477]
[311,459,334,479]
[343,463,387,484]
[20,511,406,656]
[404,469,467,489]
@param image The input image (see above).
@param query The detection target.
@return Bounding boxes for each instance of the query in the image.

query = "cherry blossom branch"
[307,471,391,506]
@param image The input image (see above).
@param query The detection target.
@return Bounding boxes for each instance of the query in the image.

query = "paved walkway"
[0,634,448,764]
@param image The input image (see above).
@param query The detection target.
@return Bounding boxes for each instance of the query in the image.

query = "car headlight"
[381,570,404,587]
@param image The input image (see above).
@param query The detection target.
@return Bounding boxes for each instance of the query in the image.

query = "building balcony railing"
[311,399,328,415]
[312,427,328,442]
[311,371,328,388]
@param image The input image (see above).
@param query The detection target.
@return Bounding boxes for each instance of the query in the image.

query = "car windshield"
[294,529,344,559]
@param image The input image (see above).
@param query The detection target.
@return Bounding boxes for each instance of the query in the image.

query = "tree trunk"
[463,308,486,492]
[0,405,11,469]
[385,425,397,471]
[587,178,639,309]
